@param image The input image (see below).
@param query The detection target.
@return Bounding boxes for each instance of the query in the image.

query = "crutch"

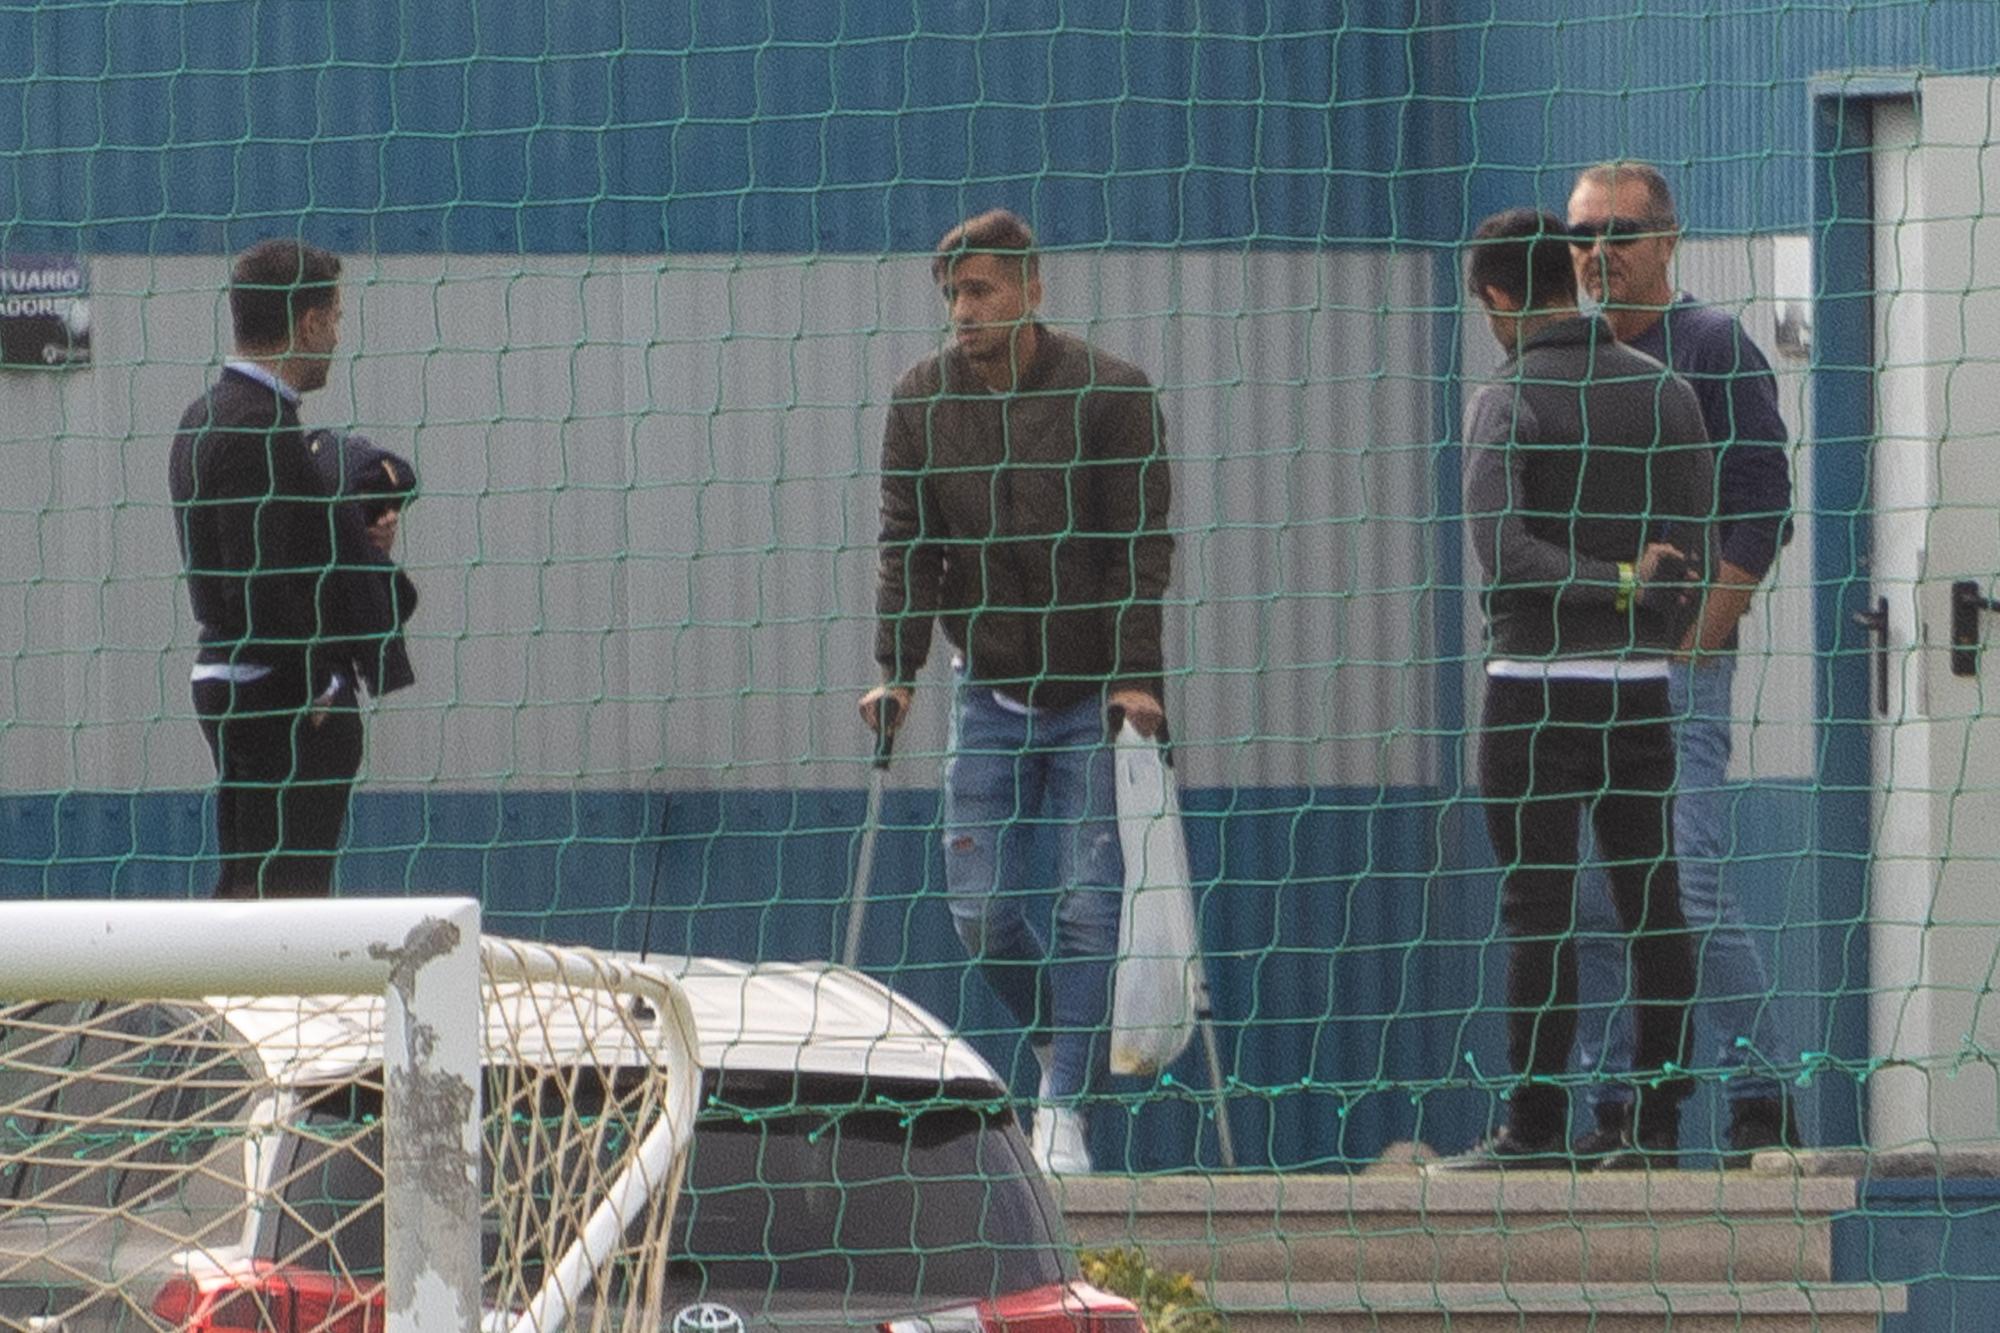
[1190,951,1238,1168]
[1162,735,1237,1169]
[842,695,899,968]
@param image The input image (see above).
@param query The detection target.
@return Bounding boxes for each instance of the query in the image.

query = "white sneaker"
[1030,1105,1092,1176]
[1032,1043,1054,1103]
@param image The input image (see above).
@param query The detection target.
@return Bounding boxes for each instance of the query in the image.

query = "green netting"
[8,0,2000,1327]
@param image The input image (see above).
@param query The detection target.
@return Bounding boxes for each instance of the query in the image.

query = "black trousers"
[193,669,363,899]
[1478,674,1696,1140]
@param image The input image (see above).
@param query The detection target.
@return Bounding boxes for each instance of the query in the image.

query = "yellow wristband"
[1614,561,1636,613]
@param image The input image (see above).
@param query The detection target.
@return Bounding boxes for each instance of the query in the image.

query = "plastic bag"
[1109,721,1202,1076]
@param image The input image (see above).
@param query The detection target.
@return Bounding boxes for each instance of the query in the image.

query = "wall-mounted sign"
[1,256,90,368]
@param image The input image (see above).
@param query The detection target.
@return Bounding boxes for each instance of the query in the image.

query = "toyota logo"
[672,1303,746,1333]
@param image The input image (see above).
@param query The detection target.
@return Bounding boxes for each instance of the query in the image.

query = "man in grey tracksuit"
[1442,207,1713,1169]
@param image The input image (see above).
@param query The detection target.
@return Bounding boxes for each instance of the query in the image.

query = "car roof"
[204,957,1004,1094]
[204,982,678,1085]
[613,954,1005,1092]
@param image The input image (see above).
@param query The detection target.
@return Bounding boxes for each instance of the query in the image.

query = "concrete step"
[1054,1171,1856,1285]
[1204,1281,1905,1332]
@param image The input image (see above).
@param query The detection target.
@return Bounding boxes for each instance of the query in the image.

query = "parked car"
[646,955,1144,1333]
[0,955,1141,1333]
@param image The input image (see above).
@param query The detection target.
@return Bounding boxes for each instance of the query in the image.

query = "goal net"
[0,900,700,1333]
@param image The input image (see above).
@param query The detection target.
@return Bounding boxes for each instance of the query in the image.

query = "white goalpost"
[0,898,702,1333]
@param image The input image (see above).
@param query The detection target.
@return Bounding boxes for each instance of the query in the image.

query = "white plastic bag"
[1109,720,1202,1076]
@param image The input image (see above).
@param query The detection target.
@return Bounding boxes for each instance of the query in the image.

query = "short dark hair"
[931,209,1038,285]
[1576,159,1678,227]
[229,238,341,349]
[1465,208,1578,311]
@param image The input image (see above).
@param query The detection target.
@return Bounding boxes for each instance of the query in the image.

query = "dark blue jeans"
[1575,656,1787,1110]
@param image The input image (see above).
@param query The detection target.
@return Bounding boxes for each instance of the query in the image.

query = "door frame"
[1808,73,1923,1149]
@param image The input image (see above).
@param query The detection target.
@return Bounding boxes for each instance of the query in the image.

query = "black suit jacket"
[169,367,414,696]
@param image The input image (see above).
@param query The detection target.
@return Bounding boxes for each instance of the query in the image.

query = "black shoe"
[1571,1103,1634,1163]
[1593,1129,1679,1171]
[1595,1090,1682,1171]
[1723,1094,1801,1168]
[1429,1125,1568,1171]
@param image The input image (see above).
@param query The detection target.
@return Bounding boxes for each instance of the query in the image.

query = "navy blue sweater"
[1627,294,1791,579]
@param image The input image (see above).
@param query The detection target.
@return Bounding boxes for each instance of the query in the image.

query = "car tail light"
[883,1281,1146,1332]
[153,1262,385,1333]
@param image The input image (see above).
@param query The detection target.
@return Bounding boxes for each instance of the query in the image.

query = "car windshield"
[666,1080,1065,1309]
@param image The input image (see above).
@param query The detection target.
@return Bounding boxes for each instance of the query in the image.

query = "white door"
[1867,81,2000,1150]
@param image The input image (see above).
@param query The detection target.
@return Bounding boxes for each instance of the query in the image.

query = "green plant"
[1078,1246,1228,1331]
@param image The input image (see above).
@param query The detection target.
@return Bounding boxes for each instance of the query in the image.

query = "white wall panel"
[5,250,1444,795]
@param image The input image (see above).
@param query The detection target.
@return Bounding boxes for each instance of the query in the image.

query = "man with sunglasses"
[1565,161,1798,1166]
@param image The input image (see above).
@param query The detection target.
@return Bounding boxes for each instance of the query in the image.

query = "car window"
[668,1098,1065,1305]
[0,1000,254,1213]
[0,1001,90,1203]
[0,1001,262,1333]
[271,1084,386,1280]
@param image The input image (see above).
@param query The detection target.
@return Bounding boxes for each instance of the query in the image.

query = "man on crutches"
[858,210,1173,1176]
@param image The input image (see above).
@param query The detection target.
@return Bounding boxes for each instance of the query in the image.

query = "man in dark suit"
[169,238,415,898]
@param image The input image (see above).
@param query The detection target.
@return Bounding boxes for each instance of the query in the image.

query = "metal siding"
[5,250,1436,795]
[8,3,1991,253]
[1,1,1429,254]
[1457,0,2000,235]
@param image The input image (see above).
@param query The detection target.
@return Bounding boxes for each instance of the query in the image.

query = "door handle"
[1951,580,2000,677]
[1853,596,1890,715]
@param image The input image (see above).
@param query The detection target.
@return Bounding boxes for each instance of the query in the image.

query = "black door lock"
[1951,580,2000,677]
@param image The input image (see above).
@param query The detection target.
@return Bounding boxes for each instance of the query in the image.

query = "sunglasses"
[1566,216,1674,246]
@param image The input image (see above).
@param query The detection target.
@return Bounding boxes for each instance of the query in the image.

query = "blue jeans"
[1574,655,1784,1109]
[943,673,1123,1104]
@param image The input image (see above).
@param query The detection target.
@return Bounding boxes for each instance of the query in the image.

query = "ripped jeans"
[943,669,1123,1103]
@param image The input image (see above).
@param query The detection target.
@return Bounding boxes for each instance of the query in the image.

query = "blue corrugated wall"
[0,782,1823,1172]
[11,2,2000,253]
[3,0,1433,253]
